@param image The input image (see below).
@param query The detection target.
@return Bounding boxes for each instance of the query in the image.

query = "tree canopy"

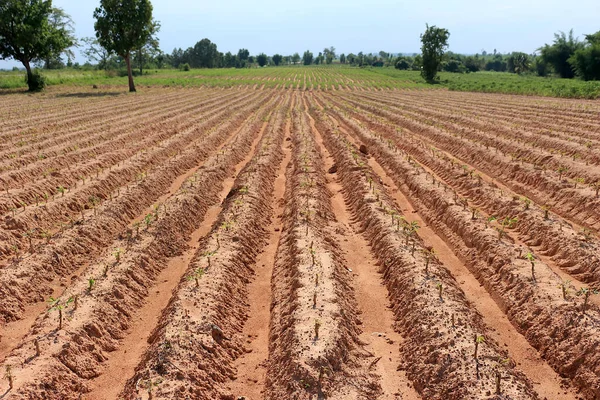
[539,30,582,79]
[94,0,158,91]
[569,31,600,81]
[420,24,450,82]
[0,0,75,90]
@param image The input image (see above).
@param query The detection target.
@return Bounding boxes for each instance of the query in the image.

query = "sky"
[1,0,599,68]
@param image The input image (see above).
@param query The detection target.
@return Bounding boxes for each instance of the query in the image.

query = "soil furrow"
[320,93,600,287]
[0,91,272,325]
[319,94,600,399]
[307,95,538,399]
[118,93,289,400]
[0,92,277,399]
[229,95,295,399]
[266,93,379,399]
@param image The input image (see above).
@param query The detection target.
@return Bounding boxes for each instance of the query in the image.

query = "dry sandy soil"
[0,86,599,400]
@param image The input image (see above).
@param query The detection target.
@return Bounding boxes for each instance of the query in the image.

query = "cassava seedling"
[557,166,568,181]
[525,252,536,281]
[314,319,322,339]
[521,197,531,210]
[88,277,96,293]
[144,213,153,229]
[4,365,13,390]
[47,296,74,330]
[114,248,123,264]
[436,282,443,300]
[592,182,600,197]
[473,334,485,360]
[558,280,571,300]
[574,177,585,189]
[35,338,40,357]
[542,204,550,220]
[577,287,599,314]
[313,291,317,308]
[187,267,205,287]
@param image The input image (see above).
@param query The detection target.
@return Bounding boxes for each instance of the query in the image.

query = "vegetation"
[93,0,158,92]
[0,0,75,91]
[47,296,73,329]
[420,24,450,82]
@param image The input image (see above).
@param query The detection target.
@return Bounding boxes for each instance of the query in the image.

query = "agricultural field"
[3,66,599,98]
[0,80,599,400]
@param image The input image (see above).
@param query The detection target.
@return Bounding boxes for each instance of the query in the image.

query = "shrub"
[180,63,191,71]
[25,70,47,92]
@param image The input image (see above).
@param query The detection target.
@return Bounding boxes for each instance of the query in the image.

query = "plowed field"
[1,87,599,400]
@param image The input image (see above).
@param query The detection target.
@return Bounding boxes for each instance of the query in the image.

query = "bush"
[395,59,411,70]
[25,70,46,91]
[180,63,190,71]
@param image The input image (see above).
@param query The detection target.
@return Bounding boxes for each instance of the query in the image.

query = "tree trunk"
[124,53,136,92]
[138,48,143,75]
[24,60,34,91]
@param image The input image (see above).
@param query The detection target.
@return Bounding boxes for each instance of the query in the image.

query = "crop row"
[318,94,600,399]
[307,96,537,399]
[0,92,278,398]
[335,92,600,233]
[0,91,274,324]
[266,94,378,398]
[121,92,290,400]
[0,91,261,264]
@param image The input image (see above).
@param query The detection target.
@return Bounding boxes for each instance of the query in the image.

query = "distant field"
[2,66,600,98]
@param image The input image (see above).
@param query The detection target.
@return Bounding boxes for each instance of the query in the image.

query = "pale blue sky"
[2,0,599,68]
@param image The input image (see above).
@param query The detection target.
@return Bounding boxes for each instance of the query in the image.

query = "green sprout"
[48,296,74,330]
[187,267,205,287]
[473,334,485,360]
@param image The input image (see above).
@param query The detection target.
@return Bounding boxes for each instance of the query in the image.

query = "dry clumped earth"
[0,85,599,400]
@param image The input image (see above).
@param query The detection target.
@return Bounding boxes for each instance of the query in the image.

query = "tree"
[339,53,346,64]
[507,52,531,74]
[83,37,114,70]
[94,0,158,92]
[323,46,336,64]
[302,50,313,65]
[539,30,582,78]
[0,0,76,91]
[236,48,249,68]
[569,31,600,81]
[134,32,160,74]
[395,57,411,70]
[420,24,450,82]
[272,54,282,66]
[42,7,76,69]
[188,38,219,68]
[257,53,268,67]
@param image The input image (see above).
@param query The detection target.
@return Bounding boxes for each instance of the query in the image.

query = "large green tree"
[272,54,282,66]
[539,30,582,78]
[94,0,158,92]
[0,0,75,91]
[256,53,268,67]
[302,50,313,65]
[569,31,600,81]
[420,24,450,82]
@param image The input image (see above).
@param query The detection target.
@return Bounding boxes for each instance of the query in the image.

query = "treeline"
[395,29,600,81]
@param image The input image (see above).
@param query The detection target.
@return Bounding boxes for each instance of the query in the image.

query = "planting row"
[307,95,538,399]
[0,92,278,398]
[335,92,600,234]
[317,93,600,399]
[121,92,290,400]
